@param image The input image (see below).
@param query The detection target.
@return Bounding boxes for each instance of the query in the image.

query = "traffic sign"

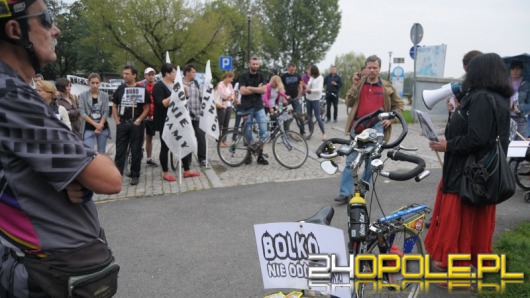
[391,66,405,78]
[409,45,420,60]
[219,56,232,71]
[410,23,423,45]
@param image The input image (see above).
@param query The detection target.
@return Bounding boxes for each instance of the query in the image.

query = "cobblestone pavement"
[94,104,444,202]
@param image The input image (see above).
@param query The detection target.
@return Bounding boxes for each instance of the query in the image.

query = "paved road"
[94,102,530,297]
[98,170,529,297]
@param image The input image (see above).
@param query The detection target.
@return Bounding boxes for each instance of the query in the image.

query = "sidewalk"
[93,104,443,202]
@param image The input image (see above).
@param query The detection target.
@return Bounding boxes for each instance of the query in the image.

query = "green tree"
[258,0,340,72]
[76,0,235,79]
[332,52,365,99]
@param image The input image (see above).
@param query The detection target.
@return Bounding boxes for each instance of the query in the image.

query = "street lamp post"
[388,51,392,80]
[247,9,251,64]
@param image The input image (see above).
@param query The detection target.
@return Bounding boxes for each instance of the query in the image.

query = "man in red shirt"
[335,55,404,203]
[138,67,159,167]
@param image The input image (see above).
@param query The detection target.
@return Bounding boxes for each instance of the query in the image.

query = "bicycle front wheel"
[217,128,250,167]
[363,226,425,298]
[272,130,308,169]
[510,158,530,190]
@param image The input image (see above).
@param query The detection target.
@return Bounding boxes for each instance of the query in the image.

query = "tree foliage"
[333,52,365,99]
[42,0,342,81]
[257,0,340,72]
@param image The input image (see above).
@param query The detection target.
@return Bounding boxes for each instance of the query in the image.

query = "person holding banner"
[239,56,269,165]
[153,63,199,180]
[183,64,207,167]
[112,65,150,185]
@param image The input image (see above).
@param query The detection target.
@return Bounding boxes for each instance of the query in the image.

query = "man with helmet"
[0,0,122,296]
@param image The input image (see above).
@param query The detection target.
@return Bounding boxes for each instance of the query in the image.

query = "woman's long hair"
[269,75,285,93]
[462,53,513,99]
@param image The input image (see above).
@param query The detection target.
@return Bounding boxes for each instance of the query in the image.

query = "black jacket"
[442,89,510,193]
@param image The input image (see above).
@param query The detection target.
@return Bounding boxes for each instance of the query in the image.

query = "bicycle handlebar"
[315,138,350,158]
[380,151,426,181]
[348,109,408,149]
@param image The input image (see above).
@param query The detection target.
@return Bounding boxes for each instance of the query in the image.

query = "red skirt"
[424,179,496,268]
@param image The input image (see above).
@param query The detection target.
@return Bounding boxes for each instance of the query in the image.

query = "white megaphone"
[422,82,461,110]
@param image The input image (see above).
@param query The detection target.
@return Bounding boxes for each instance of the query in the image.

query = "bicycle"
[286,97,315,139]
[217,106,309,169]
[312,109,431,297]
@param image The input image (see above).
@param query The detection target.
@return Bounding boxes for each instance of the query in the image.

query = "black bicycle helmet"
[0,0,42,73]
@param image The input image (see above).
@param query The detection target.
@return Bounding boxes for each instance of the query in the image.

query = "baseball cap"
[144,67,156,74]
[0,0,37,19]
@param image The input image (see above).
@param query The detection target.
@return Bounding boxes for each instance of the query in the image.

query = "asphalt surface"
[94,102,530,297]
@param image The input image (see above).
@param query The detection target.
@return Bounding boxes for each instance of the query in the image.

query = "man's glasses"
[14,10,53,29]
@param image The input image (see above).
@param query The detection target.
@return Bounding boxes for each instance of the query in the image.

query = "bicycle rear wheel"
[272,130,308,169]
[363,226,425,298]
[217,128,250,167]
[510,158,530,190]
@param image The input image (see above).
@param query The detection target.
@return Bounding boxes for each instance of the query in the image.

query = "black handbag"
[460,95,516,206]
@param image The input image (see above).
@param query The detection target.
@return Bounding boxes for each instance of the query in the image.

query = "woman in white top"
[305,65,326,140]
[35,80,72,130]
[216,71,237,147]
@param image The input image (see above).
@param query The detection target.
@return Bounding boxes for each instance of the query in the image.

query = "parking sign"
[219,56,232,71]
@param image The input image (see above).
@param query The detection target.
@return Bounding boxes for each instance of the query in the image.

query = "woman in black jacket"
[425,53,513,273]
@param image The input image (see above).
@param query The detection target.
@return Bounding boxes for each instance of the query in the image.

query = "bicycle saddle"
[299,206,334,226]
[236,110,253,116]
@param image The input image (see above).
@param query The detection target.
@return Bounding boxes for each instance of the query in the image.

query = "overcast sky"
[317,0,530,79]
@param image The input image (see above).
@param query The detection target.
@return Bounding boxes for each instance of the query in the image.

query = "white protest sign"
[254,222,350,298]
[507,141,530,157]
[120,87,146,107]
[162,66,197,160]
[199,60,219,140]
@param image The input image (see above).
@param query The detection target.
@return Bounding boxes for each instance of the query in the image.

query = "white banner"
[199,60,219,140]
[162,66,197,160]
[254,222,350,298]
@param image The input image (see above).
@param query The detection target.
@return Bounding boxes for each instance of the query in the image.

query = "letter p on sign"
[220,56,232,71]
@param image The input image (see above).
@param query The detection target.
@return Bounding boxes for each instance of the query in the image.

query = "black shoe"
[257,155,269,165]
[147,159,159,167]
[425,219,431,229]
[244,155,252,165]
[200,160,207,167]
[334,195,349,203]
[130,177,140,185]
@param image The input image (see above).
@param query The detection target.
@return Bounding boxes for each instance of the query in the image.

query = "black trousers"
[159,134,192,172]
[217,107,232,137]
[191,120,206,162]
[115,121,145,178]
[326,92,339,121]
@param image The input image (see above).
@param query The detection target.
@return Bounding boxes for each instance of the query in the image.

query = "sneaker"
[257,155,269,165]
[130,177,140,185]
[325,119,330,123]
[244,155,252,165]
[200,160,207,167]
[147,159,159,167]
[334,119,338,123]
[334,195,349,203]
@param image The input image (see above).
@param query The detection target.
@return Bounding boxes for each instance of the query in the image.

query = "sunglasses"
[14,10,54,29]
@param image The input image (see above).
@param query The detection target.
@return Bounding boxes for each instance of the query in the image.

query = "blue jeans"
[339,122,384,197]
[243,107,269,143]
[84,128,109,154]
[306,99,325,134]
